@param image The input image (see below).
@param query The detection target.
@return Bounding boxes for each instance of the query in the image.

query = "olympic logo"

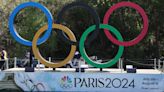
[8,1,149,68]
[60,83,73,89]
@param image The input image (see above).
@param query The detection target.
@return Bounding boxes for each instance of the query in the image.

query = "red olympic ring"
[103,2,149,47]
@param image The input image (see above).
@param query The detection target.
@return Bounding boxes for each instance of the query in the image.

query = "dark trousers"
[0,61,5,70]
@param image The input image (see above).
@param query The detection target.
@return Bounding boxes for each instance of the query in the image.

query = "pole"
[14,57,17,68]
[29,48,33,67]
[49,57,51,68]
[154,58,156,69]
[5,59,8,69]
[162,60,164,72]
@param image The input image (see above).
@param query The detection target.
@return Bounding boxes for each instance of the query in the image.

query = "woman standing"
[0,48,8,70]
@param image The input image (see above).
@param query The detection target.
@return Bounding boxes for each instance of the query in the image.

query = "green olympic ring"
[79,24,124,68]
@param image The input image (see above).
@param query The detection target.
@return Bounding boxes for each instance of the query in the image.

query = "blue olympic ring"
[8,2,53,46]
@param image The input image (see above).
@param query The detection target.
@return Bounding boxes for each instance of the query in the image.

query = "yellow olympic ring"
[32,24,77,68]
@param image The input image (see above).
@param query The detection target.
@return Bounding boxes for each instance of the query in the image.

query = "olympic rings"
[56,2,100,46]
[103,2,149,47]
[60,84,73,89]
[32,24,76,68]
[8,1,149,68]
[9,2,53,46]
[79,24,124,68]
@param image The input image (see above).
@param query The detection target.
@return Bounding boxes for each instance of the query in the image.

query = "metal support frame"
[14,57,17,68]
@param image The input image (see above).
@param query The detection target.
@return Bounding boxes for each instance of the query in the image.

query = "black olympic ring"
[56,1,100,46]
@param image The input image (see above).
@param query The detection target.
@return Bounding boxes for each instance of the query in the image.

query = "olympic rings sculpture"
[8,1,149,68]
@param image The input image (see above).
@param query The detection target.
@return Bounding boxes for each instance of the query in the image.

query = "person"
[72,51,81,67]
[160,55,164,72]
[1,48,8,60]
[0,48,8,70]
[160,56,164,61]
[24,52,30,67]
[74,51,81,59]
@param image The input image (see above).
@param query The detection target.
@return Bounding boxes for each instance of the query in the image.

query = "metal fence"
[1,57,164,72]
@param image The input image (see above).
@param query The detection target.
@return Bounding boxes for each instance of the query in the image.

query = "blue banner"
[14,72,164,92]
